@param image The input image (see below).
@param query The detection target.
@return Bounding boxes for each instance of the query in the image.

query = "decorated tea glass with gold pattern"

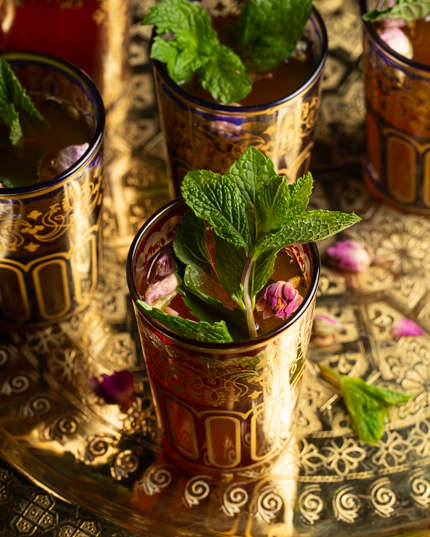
[127,198,320,478]
[0,0,130,109]
[0,51,105,327]
[152,5,328,197]
[361,0,430,213]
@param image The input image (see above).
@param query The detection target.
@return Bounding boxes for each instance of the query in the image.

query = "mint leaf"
[235,0,313,73]
[0,177,14,188]
[173,211,211,269]
[136,299,233,343]
[226,146,276,239]
[254,210,361,258]
[257,174,290,233]
[320,365,413,445]
[215,237,246,301]
[0,59,44,145]
[181,169,252,250]
[143,0,251,103]
[363,0,430,21]
[287,172,314,221]
[199,44,251,104]
[250,248,278,297]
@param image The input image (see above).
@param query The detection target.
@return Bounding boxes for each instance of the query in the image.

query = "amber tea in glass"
[127,198,320,477]
[361,0,430,213]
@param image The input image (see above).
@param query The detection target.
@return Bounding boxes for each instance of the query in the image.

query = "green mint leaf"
[136,299,233,343]
[2,60,44,123]
[235,0,313,73]
[254,209,361,258]
[0,177,14,188]
[320,365,413,445]
[143,0,250,103]
[173,211,211,269]
[215,237,246,302]
[226,146,276,239]
[0,59,44,145]
[287,172,314,221]
[199,44,251,104]
[257,174,290,233]
[182,267,247,335]
[181,169,252,250]
[250,248,278,297]
[363,1,430,21]
[143,0,218,46]
[6,104,22,145]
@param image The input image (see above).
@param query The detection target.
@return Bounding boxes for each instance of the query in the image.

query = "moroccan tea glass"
[361,0,430,214]
[0,51,105,328]
[153,5,328,197]
[0,0,130,109]
[127,198,320,478]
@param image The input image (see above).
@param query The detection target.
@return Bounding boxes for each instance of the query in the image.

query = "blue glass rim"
[152,6,328,114]
[126,197,321,351]
[360,0,430,73]
[0,50,106,196]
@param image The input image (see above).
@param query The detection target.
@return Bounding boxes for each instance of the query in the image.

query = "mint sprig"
[179,146,360,338]
[234,0,313,73]
[320,365,413,445]
[142,0,312,103]
[0,59,44,145]
[142,0,251,104]
[363,0,430,21]
[140,147,360,342]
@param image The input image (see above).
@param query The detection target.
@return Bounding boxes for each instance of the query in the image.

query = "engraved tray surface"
[1,0,430,535]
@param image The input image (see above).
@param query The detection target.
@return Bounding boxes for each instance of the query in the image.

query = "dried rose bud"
[256,281,303,320]
[378,27,413,58]
[313,314,344,337]
[327,239,373,273]
[38,143,90,182]
[145,273,180,310]
[155,250,175,278]
[391,319,425,338]
[88,370,135,412]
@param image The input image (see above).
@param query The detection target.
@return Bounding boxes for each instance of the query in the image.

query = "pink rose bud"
[391,319,425,338]
[327,239,373,273]
[38,143,90,182]
[313,314,344,337]
[145,272,180,309]
[155,250,176,278]
[256,281,303,320]
[378,27,413,58]
[88,370,135,412]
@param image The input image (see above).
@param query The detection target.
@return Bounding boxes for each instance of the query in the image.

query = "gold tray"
[1,0,430,535]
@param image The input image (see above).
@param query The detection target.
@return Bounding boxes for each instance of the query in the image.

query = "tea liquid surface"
[0,99,92,188]
[140,242,307,342]
[180,16,317,106]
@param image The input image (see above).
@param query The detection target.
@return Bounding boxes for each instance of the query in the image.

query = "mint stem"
[241,251,257,339]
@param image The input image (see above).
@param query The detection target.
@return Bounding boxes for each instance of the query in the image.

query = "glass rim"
[0,50,105,196]
[126,197,321,352]
[152,6,328,114]
[360,0,430,74]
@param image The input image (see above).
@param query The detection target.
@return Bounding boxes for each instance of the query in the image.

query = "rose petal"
[145,273,180,307]
[155,250,176,278]
[391,319,425,338]
[378,27,413,58]
[89,370,136,412]
[38,143,89,182]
